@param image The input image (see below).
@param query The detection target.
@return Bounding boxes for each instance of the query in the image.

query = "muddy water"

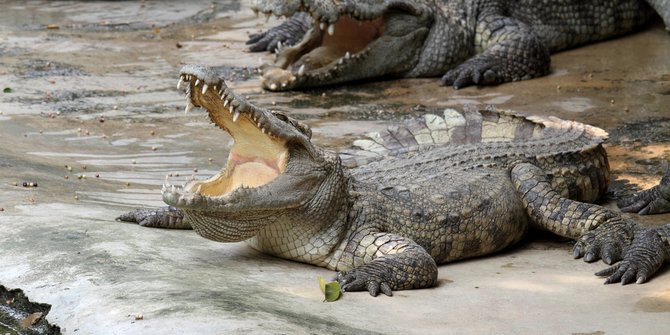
[0,1,669,333]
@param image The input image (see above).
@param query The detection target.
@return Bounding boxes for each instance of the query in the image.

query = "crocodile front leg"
[247,12,312,53]
[116,206,192,229]
[511,163,669,283]
[441,15,550,89]
[618,164,670,215]
[336,232,438,297]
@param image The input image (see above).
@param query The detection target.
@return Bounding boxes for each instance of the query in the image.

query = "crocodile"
[246,0,670,91]
[118,65,670,296]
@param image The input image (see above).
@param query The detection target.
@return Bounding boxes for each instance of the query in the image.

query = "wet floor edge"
[0,285,61,335]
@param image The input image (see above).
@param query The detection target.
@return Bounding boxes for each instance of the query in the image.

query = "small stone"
[13,182,17,186]
[150,130,155,136]
[113,105,118,110]
[151,146,157,151]
[0,208,4,212]
[22,182,27,187]
[126,182,131,186]
[135,313,143,320]
[208,157,213,162]
[82,165,87,170]
[64,175,69,180]
[193,168,198,173]
[132,160,137,164]
[95,173,100,178]
[74,195,79,200]
[610,99,615,105]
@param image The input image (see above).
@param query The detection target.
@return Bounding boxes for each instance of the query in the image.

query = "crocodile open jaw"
[165,66,289,206]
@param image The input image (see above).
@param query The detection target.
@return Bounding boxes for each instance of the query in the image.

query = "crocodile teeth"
[171,185,176,193]
[194,79,200,87]
[345,52,351,59]
[177,77,184,90]
[298,64,305,76]
[319,22,325,30]
[327,23,334,36]
[338,58,343,65]
[232,111,240,123]
[201,83,208,95]
[223,99,229,107]
[277,41,282,50]
[229,105,235,114]
[261,127,266,134]
[185,102,194,113]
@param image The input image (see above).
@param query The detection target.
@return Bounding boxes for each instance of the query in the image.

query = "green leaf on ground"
[3,87,12,93]
[317,276,341,302]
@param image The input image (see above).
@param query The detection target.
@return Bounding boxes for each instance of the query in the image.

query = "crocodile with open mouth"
[118,65,670,296]
[247,0,670,90]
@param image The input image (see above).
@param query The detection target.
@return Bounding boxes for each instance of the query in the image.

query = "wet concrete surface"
[0,1,669,334]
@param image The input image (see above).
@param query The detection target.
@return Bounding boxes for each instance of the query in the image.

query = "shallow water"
[0,1,669,334]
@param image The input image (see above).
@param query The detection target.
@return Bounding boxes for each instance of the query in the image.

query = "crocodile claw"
[116,206,189,229]
[618,165,670,215]
[337,268,394,297]
[572,219,634,265]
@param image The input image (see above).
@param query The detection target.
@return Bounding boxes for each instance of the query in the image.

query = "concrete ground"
[0,1,669,334]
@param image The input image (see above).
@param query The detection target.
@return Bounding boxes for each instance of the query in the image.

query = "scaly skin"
[248,0,667,90]
[118,65,670,296]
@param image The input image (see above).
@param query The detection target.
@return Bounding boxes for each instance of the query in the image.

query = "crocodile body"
[248,0,670,90]
[119,65,670,296]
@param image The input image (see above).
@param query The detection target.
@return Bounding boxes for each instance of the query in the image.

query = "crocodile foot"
[572,219,636,265]
[116,206,191,229]
[337,264,395,297]
[441,56,504,89]
[618,165,670,215]
[247,12,311,53]
[596,227,668,284]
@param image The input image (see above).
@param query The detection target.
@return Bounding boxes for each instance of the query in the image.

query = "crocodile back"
[341,105,610,203]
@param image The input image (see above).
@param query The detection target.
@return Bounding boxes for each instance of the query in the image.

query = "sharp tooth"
[345,52,350,59]
[229,105,235,114]
[298,64,305,76]
[201,83,208,95]
[171,185,176,193]
[233,111,240,123]
[277,41,282,50]
[338,58,343,65]
[185,102,194,113]
[177,77,184,90]
[319,22,325,30]
[224,99,229,107]
[327,23,334,36]
[257,122,261,127]
[195,79,200,86]
[261,127,266,134]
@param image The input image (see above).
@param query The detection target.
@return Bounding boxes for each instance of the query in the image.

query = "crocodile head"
[253,0,432,91]
[165,65,344,242]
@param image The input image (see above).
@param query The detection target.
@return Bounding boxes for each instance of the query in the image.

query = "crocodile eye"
[271,110,312,138]
[273,111,289,122]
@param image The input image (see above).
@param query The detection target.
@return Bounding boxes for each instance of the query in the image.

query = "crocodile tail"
[339,105,608,168]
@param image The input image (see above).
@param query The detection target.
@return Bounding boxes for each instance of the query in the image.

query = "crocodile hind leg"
[511,163,670,284]
[247,12,311,52]
[336,233,438,297]
[618,164,670,215]
[116,206,192,229]
[441,15,550,89]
